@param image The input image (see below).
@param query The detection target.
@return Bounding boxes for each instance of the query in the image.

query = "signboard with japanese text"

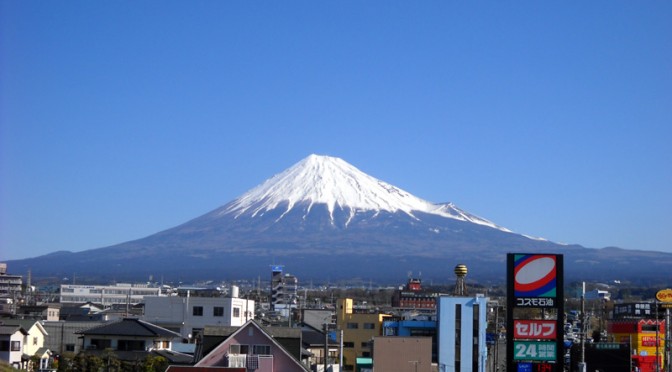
[507,253,564,372]
[514,320,557,340]
[511,254,560,308]
[656,288,672,303]
[513,341,557,361]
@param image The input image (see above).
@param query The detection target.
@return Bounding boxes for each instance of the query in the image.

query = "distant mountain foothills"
[9,155,672,285]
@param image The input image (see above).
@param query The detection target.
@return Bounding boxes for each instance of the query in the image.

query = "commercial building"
[336,298,390,371]
[59,283,162,306]
[437,295,489,372]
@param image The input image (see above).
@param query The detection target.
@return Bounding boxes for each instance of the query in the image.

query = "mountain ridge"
[7,154,672,285]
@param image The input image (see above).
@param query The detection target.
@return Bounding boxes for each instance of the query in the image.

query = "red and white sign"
[514,320,557,339]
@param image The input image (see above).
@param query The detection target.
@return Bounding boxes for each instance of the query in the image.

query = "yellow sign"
[656,289,672,303]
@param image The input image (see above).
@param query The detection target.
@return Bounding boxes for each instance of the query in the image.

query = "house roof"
[197,320,309,371]
[76,318,181,338]
[204,324,302,339]
[300,327,338,347]
[1,319,48,336]
[0,325,28,336]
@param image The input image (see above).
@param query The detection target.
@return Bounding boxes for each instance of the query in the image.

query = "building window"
[343,342,354,348]
[10,341,20,351]
[213,307,224,317]
[65,344,75,352]
[193,306,203,316]
[0,341,9,351]
[233,307,241,317]
[363,323,375,329]
[346,322,358,329]
[118,340,145,351]
[253,344,271,355]
[33,337,38,345]
[229,344,249,354]
[90,339,111,350]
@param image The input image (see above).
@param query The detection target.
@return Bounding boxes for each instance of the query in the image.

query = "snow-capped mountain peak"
[222,154,506,231]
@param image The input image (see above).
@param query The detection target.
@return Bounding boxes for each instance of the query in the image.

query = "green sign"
[513,341,557,361]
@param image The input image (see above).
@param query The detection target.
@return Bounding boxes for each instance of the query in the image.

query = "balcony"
[226,354,274,370]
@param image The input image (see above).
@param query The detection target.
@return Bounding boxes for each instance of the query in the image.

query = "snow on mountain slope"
[221,154,508,231]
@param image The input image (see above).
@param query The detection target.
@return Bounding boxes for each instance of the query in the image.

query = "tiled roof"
[77,318,180,338]
[0,325,28,336]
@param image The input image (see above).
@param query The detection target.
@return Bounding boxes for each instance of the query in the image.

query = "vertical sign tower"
[507,253,564,372]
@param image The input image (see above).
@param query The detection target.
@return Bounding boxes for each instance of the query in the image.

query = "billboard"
[507,253,564,372]
[514,320,557,340]
[513,341,557,361]
[512,254,559,308]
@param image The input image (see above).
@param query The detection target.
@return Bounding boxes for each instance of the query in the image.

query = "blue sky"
[1,1,671,261]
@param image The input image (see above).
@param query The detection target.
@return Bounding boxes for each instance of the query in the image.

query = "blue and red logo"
[514,254,557,298]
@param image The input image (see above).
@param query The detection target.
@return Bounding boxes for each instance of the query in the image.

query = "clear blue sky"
[1,1,671,261]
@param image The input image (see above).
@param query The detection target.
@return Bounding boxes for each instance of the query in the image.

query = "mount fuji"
[10,154,672,284]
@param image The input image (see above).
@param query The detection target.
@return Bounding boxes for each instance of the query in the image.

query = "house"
[2,319,51,369]
[143,293,254,340]
[76,318,184,365]
[43,320,105,355]
[300,324,339,372]
[0,325,28,368]
[194,320,309,372]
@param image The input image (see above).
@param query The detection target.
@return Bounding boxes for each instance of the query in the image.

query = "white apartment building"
[59,283,162,306]
[143,293,255,340]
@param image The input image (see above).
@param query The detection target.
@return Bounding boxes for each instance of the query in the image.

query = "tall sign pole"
[507,253,564,372]
[655,289,672,372]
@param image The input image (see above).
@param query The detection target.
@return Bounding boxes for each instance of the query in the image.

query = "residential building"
[0,264,22,316]
[16,303,61,321]
[336,298,390,371]
[1,319,49,358]
[143,294,254,340]
[270,266,298,316]
[195,319,309,372]
[437,295,489,372]
[76,318,183,365]
[0,325,28,368]
[372,336,432,372]
[43,320,105,355]
[59,283,162,306]
[0,263,22,297]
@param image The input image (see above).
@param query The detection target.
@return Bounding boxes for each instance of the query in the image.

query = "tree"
[143,355,168,372]
[72,353,104,372]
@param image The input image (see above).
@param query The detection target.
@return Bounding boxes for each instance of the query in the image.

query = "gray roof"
[2,319,42,331]
[204,323,301,339]
[77,318,180,338]
[0,325,28,336]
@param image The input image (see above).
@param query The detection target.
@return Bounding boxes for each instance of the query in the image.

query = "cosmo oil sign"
[507,253,564,372]
[511,254,561,308]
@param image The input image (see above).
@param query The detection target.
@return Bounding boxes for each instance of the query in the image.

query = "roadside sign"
[513,341,557,361]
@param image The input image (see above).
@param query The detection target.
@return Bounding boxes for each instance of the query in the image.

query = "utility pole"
[655,299,660,372]
[579,282,586,372]
[666,307,671,372]
[323,323,329,372]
